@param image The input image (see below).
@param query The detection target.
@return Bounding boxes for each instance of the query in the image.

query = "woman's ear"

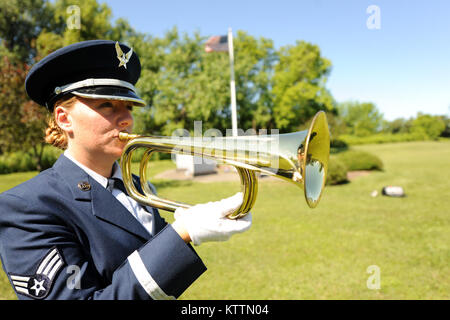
[54,106,73,134]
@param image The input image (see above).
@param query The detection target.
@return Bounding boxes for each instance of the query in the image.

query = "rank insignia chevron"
[9,247,65,299]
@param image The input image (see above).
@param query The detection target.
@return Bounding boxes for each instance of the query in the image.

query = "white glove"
[173,192,252,246]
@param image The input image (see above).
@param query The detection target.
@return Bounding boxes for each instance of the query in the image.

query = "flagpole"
[228,27,238,137]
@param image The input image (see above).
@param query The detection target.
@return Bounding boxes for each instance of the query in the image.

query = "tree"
[0,0,54,64]
[137,27,219,136]
[438,115,450,137]
[0,0,53,168]
[0,0,137,170]
[337,101,383,137]
[410,113,446,140]
[382,118,412,134]
[133,29,279,137]
[125,33,167,135]
[0,57,47,168]
[232,31,277,132]
[272,41,335,132]
[135,31,338,137]
[36,0,137,57]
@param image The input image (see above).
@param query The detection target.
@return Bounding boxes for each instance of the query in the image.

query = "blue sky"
[102,0,450,120]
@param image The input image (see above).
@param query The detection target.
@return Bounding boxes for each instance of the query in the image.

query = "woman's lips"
[114,130,130,138]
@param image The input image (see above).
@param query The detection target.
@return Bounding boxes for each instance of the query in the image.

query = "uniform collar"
[52,154,151,241]
[63,150,122,189]
[53,154,93,201]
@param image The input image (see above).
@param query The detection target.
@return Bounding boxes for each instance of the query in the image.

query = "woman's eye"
[127,105,133,111]
[98,102,113,109]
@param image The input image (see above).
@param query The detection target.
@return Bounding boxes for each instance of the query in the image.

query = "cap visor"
[72,86,146,106]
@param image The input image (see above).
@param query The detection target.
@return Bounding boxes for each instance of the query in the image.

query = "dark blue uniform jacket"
[0,155,206,299]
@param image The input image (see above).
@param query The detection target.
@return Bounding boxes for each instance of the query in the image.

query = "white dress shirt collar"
[64,150,122,188]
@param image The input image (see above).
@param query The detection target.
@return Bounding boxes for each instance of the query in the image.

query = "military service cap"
[25,40,145,110]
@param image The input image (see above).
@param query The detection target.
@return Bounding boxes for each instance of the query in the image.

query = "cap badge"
[115,41,133,69]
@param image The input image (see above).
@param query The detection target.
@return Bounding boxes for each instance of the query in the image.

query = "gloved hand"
[173,192,252,246]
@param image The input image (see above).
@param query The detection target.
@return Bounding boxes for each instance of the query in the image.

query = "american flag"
[205,35,229,53]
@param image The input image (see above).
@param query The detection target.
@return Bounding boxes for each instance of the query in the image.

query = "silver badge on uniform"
[9,247,64,299]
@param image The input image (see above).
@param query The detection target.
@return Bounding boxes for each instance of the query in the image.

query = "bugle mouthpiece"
[118,132,140,141]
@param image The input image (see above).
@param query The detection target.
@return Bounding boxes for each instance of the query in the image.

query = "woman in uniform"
[0,40,251,300]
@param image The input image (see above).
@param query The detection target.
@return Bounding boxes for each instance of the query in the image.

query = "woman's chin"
[101,146,124,161]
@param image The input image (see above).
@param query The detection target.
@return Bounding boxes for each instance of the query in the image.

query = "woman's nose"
[118,107,134,128]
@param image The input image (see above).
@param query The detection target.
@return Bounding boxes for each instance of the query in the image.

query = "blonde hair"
[44,95,78,150]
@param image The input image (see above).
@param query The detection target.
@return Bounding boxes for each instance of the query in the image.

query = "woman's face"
[64,97,134,160]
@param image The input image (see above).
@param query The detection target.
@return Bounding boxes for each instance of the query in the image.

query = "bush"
[411,114,446,140]
[330,138,349,154]
[0,152,34,174]
[326,157,348,185]
[0,146,62,174]
[440,116,450,137]
[338,132,427,145]
[40,146,63,170]
[335,150,383,171]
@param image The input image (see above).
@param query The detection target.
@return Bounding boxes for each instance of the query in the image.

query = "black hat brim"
[71,86,146,106]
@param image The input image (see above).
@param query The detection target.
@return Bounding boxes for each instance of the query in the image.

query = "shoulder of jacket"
[0,168,57,198]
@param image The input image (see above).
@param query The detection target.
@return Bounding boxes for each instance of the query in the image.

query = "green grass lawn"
[0,141,449,299]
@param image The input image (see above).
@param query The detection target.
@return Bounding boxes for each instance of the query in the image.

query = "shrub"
[330,138,349,154]
[411,114,446,140]
[335,150,383,171]
[326,157,348,185]
[0,152,34,173]
[40,147,63,170]
[338,132,428,145]
[0,146,62,174]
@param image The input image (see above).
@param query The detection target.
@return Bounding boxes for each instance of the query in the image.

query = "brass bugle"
[119,111,330,219]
